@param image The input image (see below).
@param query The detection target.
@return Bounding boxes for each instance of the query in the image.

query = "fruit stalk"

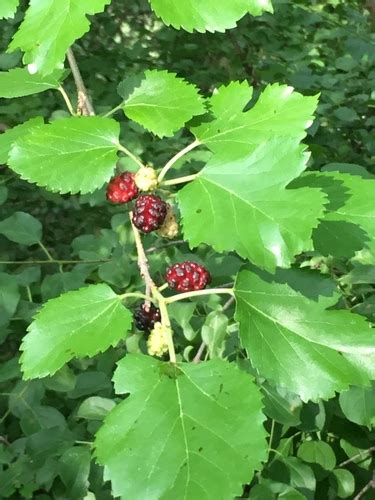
[129,212,155,305]
[157,139,201,183]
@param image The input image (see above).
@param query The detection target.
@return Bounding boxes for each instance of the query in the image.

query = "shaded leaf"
[297,172,375,258]
[77,396,116,420]
[339,382,375,429]
[58,447,91,500]
[297,441,336,471]
[0,211,42,245]
[330,469,355,499]
[0,273,20,328]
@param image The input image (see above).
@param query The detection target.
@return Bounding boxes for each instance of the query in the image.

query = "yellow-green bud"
[157,205,179,239]
[147,322,170,357]
[134,167,158,192]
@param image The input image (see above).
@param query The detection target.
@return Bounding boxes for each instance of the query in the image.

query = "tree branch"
[193,342,206,363]
[338,446,375,468]
[67,48,95,116]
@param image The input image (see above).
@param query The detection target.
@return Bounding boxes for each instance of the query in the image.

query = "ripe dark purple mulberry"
[132,194,167,233]
[133,303,161,332]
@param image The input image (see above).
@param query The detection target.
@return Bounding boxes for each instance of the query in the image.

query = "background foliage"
[0,0,374,498]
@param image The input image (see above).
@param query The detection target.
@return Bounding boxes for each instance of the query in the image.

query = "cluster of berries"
[106,168,177,236]
[107,168,211,357]
[133,261,211,337]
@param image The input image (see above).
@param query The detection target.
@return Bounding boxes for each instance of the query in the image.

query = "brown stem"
[193,342,206,363]
[67,48,95,116]
[354,473,375,500]
[146,240,185,254]
[338,446,375,468]
[228,32,258,86]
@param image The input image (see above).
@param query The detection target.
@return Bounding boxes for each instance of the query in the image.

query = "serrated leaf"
[8,117,120,194]
[20,284,132,379]
[123,70,205,138]
[95,354,267,499]
[235,267,375,401]
[179,140,325,271]
[191,82,318,157]
[149,0,273,33]
[8,0,111,75]
[0,68,64,98]
[0,117,43,165]
[296,172,375,258]
[339,382,375,429]
[0,0,19,20]
[0,211,42,245]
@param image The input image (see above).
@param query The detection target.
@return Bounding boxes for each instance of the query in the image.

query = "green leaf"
[261,383,302,426]
[77,396,116,420]
[339,440,372,470]
[330,469,355,499]
[0,68,64,98]
[191,83,318,157]
[43,365,76,393]
[235,267,375,401]
[0,118,43,164]
[296,172,375,258]
[58,447,91,500]
[8,0,111,75]
[334,107,359,122]
[41,270,88,301]
[169,302,197,341]
[20,284,132,379]
[149,0,273,33]
[95,354,267,499]
[297,441,336,471]
[8,380,45,418]
[122,70,205,138]
[339,382,375,429]
[283,456,316,492]
[8,117,120,194]
[68,371,112,399]
[201,311,229,359]
[0,0,19,20]
[179,140,325,271]
[20,405,66,435]
[0,186,8,205]
[0,274,20,328]
[0,211,42,245]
